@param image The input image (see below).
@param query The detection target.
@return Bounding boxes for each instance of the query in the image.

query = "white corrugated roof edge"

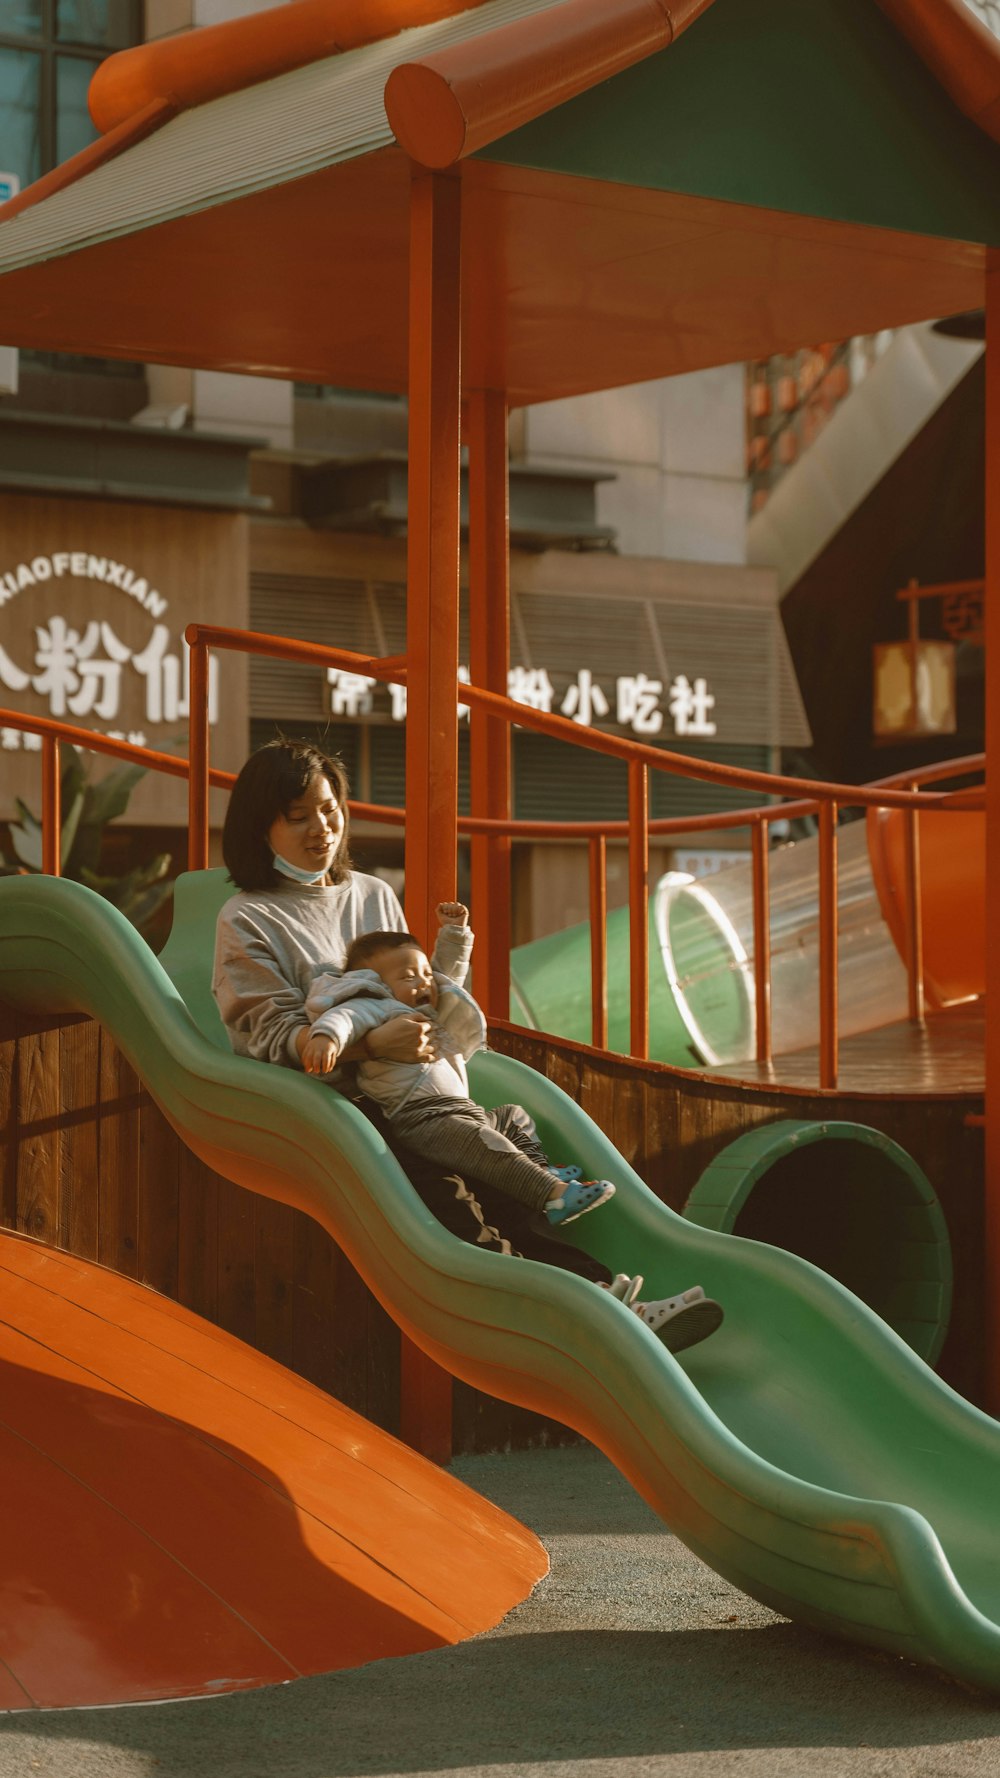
[0,0,557,277]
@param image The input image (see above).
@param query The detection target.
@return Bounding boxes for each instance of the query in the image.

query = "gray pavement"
[1,1443,999,1778]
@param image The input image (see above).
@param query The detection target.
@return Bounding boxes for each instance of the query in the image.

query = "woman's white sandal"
[607,1272,644,1307]
[632,1285,724,1354]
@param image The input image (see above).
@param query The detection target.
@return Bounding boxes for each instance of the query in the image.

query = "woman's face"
[267,773,345,879]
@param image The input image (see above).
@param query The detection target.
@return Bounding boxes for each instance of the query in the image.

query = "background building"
[1,0,990,943]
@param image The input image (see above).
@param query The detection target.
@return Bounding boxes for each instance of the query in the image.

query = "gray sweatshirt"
[305,923,486,1116]
[212,873,407,1069]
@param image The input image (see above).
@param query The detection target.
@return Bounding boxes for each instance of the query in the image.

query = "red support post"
[985,248,1000,1412]
[400,165,462,1464]
[41,735,61,876]
[751,820,771,1066]
[589,833,608,1049]
[404,166,463,945]
[628,760,649,1060]
[467,387,512,1021]
[818,799,838,1090]
[903,786,925,1026]
[186,630,210,871]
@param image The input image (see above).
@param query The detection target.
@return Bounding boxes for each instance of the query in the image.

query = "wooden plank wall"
[0,1007,986,1448]
[0,1008,404,1435]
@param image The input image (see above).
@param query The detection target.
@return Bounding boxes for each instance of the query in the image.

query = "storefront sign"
[327,665,717,738]
[0,495,248,826]
[0,552,219,746]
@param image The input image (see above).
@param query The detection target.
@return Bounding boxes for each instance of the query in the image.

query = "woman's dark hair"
[222,739,353,891]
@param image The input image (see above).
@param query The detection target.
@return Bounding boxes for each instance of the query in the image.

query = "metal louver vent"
[513,734,771,823]
[250,574,374,718]
[371,727,471,812]
[647,601,772,741]
[649,742,772,818]
[248,569,811,756]
[515,591,658,681]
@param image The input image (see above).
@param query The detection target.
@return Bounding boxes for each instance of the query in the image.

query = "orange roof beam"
[84,0,1000,165]
[87,0,476,133]
[384,0,714,169]
[874,0,1000,144]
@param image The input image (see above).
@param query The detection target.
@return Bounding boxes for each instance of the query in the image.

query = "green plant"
[1,744,173,932]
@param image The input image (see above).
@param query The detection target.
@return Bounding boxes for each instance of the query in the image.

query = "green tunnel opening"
[683,1121,953,1365]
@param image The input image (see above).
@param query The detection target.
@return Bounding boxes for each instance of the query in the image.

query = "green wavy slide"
[3,869,1000,1692]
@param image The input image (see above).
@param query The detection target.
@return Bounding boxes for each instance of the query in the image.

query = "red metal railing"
[6,618,984,1092]
[0,706,404,868]
[185,625,984,1088]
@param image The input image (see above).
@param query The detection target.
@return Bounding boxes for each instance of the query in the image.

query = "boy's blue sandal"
[545,1177,616,1225]
[549,1164,583,1185]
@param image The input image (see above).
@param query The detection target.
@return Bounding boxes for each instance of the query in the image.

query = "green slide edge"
[3,872,1000,1693]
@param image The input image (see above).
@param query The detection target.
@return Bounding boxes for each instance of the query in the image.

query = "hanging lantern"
[777,375,798,411]
[873,581,957,738]
[873,641,956,737]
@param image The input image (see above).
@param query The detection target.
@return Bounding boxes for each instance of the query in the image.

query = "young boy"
[303,902,615,1226]
[303,904,725,1354]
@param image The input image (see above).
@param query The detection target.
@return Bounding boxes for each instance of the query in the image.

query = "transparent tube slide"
[655,820,910,1066]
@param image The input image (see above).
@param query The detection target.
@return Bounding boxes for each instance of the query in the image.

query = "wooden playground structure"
[0,0,999,1709]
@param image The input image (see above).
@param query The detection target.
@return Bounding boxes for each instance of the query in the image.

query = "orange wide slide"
[0,1232,545,1710]
[867,806,985,1007]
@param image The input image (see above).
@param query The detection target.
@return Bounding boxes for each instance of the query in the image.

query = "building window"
[0,0,139,190]
[293,385,404,404]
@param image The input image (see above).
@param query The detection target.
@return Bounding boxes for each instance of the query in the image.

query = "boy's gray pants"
[389,1095,556,1212]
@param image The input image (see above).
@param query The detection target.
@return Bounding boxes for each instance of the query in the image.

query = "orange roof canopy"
[0,0,996,399]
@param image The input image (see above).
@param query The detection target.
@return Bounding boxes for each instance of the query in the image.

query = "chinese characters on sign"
[327,665,717,738]
[941,587,984,647]
[0,618,219,741]
[0,552,220,751]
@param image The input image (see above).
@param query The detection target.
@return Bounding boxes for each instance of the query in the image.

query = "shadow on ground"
[2,1447,998,1778]
[2,1621,999,1778]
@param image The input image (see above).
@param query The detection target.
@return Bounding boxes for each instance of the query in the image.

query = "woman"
[212,739,723,1350]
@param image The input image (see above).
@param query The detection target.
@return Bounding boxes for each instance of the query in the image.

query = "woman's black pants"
[355,1096,611,1286]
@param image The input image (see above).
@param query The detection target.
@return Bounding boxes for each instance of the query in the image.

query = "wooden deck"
[713,1006,985,1097]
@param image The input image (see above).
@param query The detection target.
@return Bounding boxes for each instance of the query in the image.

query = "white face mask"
[272,851,328,886]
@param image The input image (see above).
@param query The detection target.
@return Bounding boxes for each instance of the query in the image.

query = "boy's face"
[373,944,437,1008]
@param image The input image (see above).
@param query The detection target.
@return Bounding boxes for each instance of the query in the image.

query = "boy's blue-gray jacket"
[305,922,486,1115]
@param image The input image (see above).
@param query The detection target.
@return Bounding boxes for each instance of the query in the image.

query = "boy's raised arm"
[432,901,474,984]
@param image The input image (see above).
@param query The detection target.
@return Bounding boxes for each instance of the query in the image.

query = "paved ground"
[1,1443,999,1778]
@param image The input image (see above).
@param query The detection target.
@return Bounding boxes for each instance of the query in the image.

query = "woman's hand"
[366,1011,441,1063]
